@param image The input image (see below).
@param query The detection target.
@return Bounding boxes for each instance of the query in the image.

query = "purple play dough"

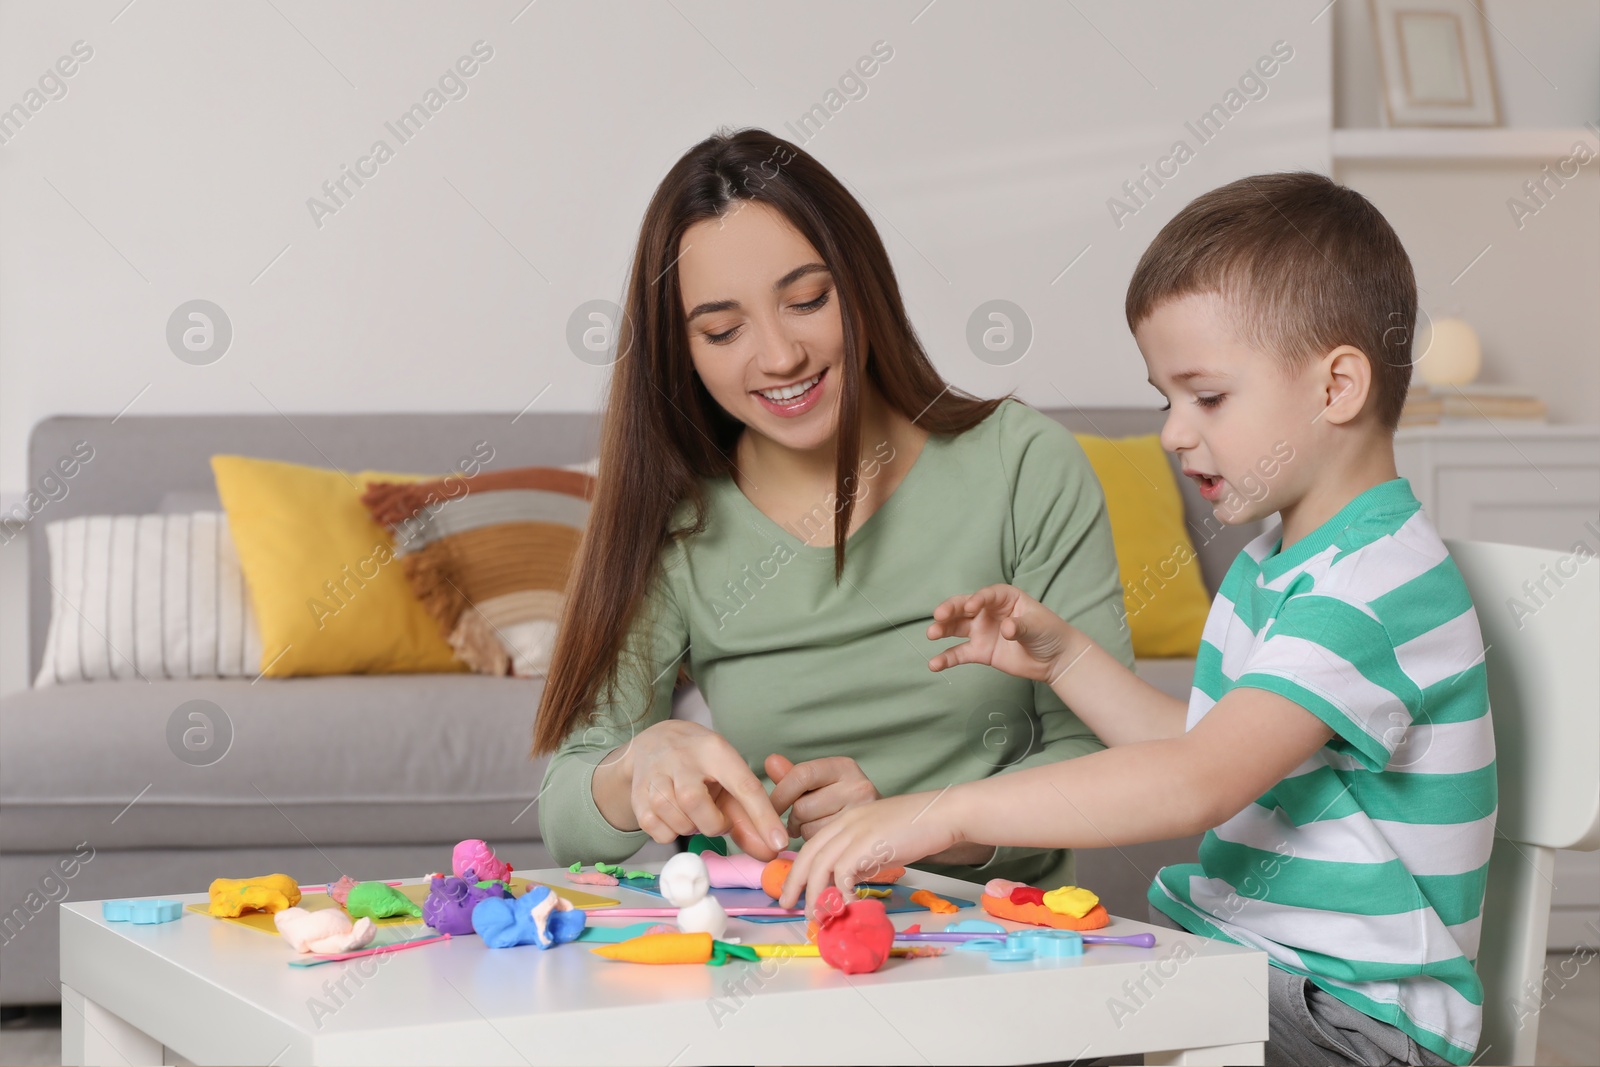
[422,873,512,935]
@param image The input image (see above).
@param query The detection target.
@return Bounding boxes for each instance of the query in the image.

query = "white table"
[60,864,1267,1065]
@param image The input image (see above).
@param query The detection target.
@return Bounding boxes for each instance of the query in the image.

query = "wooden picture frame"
[1369,0,1501,126]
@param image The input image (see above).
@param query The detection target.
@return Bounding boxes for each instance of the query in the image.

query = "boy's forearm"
[1047,626,1188,746]
[942,738,1218,852]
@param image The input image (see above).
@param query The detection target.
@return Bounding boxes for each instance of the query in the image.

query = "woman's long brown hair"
[532,128,1005,757]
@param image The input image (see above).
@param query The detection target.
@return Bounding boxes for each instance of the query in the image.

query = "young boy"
[780,172,1494,1067]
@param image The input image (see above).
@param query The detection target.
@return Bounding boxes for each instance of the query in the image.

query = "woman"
[533,128,1131,890]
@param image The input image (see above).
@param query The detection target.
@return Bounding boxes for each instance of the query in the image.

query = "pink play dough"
[702,853,768,890]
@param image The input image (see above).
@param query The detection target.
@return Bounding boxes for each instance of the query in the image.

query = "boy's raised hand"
[927,584,1071,683]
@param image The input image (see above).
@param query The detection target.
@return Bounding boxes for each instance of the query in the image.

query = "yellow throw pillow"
[211,455,466,677]
[1073,434,1209,659]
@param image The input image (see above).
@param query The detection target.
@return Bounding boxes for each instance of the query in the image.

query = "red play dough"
[813,886,894,974]
[1009,886,1046,906]
[980,892,1110,931]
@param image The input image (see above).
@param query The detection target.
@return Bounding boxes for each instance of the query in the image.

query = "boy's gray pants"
[1145,904,1454,1066]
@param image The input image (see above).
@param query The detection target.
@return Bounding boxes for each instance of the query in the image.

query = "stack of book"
[1400,384,1548,427]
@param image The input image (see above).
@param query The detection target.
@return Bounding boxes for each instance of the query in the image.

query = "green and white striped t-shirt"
[1149,478,1496,1066]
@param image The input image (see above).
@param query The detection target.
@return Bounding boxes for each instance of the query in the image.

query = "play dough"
[591,931,759,965]
[274,906,377,954]
[812,886,894,974]
[422,873,511,935]
[473,885,586,948]
[702,853,767,889]
[345,882,424,921]
[566,870,620,886]
[909,890,958,914]
[660,853,729,939]
[760,857,793,900]
[207,875,301,917]
[452,839,512,883]
[1042,885,1099,919]
[980,889,1110,931]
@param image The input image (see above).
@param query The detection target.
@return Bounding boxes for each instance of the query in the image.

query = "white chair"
[1447,538,1600,1067]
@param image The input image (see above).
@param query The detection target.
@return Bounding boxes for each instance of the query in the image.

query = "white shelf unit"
[1331,127,1598,161]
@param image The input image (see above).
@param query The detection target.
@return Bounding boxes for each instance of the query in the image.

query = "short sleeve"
[1232,591,1422,772]
[536,556,690,864]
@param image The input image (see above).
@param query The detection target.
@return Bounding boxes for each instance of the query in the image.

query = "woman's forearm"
[1049,626,1188,746]
[591,745,640,832]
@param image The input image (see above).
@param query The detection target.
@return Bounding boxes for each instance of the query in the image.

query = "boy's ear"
[1317,345,1373,427]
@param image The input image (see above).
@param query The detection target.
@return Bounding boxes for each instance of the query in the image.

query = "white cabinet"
[1397,422,1600,952]
[1396,424,1600,551]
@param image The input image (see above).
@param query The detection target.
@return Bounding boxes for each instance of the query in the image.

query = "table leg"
[1145,1042,1265,1066]
[60,982,165,1067]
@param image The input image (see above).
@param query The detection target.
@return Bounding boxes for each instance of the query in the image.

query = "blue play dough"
[471,885,587,949]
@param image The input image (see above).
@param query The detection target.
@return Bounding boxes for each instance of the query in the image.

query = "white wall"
[1333,0,1600,426]
[0,0,1333,497]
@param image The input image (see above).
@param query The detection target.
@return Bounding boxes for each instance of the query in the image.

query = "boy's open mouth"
[1186,470,1226,502]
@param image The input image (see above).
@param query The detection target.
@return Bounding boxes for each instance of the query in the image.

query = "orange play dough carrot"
[591,932,713,964]
[980,893,1110,930]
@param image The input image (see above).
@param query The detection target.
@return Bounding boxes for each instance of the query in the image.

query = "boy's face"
[1135,291,1319,527]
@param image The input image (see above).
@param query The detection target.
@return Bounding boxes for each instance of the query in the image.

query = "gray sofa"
[0,408,1261,1006]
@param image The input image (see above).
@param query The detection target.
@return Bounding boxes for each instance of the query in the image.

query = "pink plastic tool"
[286,932,451,967]
[588,906,802,918]
[299,879,402,894]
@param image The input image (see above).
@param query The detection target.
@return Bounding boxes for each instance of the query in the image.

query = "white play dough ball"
[1417,317,1482,386]
[676,896,728,939]
[658,852,710,907]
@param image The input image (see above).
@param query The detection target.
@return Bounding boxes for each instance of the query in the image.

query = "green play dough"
[345,881,423,920]
[688,834,730,856]
[708,940,760,966]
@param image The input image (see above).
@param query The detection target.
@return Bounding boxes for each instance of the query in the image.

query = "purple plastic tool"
[895,930,1156,948]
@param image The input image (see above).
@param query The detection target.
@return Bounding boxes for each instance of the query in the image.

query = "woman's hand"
[602,720,791,860]
[926,584,1080,683]
[776,791,960,913]
[765,754,881,840]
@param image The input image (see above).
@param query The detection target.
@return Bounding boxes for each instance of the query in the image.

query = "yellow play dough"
[1042,885,1099,919]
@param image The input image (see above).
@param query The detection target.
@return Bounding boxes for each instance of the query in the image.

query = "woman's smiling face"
[677,200,847,454]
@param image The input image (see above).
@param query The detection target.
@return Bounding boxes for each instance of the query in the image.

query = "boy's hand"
[927,584,1075,683]
[776,791,960,914]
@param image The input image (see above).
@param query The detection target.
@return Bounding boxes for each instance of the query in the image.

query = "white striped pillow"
[34,513,263,686]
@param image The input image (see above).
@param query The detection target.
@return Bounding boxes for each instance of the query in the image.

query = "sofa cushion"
[210,454,466,678]
[0,676,551,851]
